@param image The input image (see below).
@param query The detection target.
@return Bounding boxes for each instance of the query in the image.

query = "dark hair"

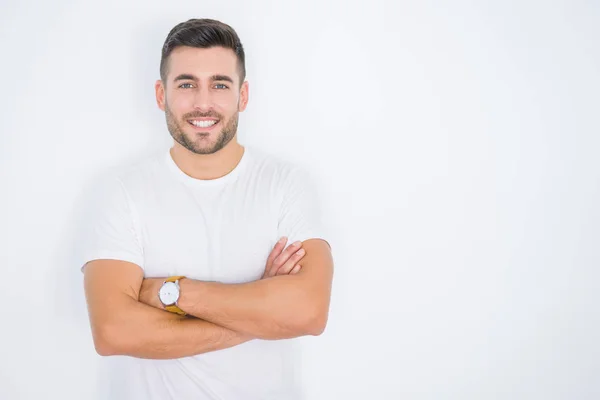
[160,18,246,85]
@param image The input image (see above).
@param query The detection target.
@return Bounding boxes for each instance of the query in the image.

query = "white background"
[1,0,599,399]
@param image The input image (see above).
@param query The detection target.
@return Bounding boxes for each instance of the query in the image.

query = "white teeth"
[190,120,218,128]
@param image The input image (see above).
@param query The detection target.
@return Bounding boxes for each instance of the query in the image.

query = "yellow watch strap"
[165,275,185,283]
[165,304,187,316]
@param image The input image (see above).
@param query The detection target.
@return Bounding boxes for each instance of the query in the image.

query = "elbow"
[94,342,116,357]
[259,306,329,340]
[299,305,329,337]
[306,314,328,336]
[91,323,127,357]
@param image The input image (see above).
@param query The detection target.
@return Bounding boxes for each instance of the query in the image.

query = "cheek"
[215,94,239,111]
[168,92,194,110]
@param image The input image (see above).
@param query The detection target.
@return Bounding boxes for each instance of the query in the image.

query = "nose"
[192,86,213,111]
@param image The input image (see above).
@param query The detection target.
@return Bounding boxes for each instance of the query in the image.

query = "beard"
[165,102,239,155]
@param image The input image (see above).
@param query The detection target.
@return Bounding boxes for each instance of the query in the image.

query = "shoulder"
[112,150,166,191]
[92,150,165,200]
[118,150,164,181]
[245,145,313,183]
[243,147,320,208]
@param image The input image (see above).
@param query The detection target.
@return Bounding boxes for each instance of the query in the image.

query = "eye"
[214,83,229,89]
[179,83,194,89]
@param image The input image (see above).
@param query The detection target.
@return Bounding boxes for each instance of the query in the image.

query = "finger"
[273,241,302,268]
[290,264,302,274]
[270,241,302,277]
[264,237,287,274]
[275,248,305,276]
[263,237,287,278]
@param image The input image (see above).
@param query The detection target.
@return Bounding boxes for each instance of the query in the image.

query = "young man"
[81,18,333,400]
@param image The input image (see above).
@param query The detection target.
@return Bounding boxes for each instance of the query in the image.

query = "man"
[81,18,334,399]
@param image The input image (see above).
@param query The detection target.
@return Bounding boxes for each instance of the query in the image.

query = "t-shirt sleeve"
[277,167,331,249]
[78,176,144,272]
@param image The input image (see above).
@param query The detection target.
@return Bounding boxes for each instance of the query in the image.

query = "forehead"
[166,46,239,82]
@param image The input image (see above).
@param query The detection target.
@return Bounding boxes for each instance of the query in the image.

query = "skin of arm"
[140,238,334,340]
[84,259,252,359]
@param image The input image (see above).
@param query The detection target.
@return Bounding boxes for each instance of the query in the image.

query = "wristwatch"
[158,276,187,315]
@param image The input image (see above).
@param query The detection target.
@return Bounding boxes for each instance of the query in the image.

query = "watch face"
[159,281,179,306]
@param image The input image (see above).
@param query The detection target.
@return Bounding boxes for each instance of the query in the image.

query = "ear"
[155,80,166,111]
[238,80,249,112]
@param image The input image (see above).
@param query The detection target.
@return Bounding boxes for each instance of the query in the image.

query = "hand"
[262,237,305,279]
[139,277,165,309]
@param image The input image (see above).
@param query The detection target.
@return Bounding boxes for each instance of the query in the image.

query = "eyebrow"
[173,74,234,84]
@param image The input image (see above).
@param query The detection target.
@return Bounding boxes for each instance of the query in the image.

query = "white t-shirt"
[80,145,329,400]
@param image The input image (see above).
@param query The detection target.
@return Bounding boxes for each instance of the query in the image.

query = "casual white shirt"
[80,145,329,400]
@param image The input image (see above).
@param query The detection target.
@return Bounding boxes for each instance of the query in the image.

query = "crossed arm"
[83,238,333,359]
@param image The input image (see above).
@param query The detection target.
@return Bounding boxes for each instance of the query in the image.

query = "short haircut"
[160,18,246,85]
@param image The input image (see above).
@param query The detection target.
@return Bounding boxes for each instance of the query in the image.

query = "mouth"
[187,118,220,131]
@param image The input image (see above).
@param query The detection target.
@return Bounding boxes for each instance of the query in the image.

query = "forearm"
[93,296,250,359]
[177,276,322,340]
[137,240,332,340]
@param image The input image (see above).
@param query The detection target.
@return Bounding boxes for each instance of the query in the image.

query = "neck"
[170,138,245,181]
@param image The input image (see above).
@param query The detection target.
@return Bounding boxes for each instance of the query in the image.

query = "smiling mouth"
[187,119,220,129]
